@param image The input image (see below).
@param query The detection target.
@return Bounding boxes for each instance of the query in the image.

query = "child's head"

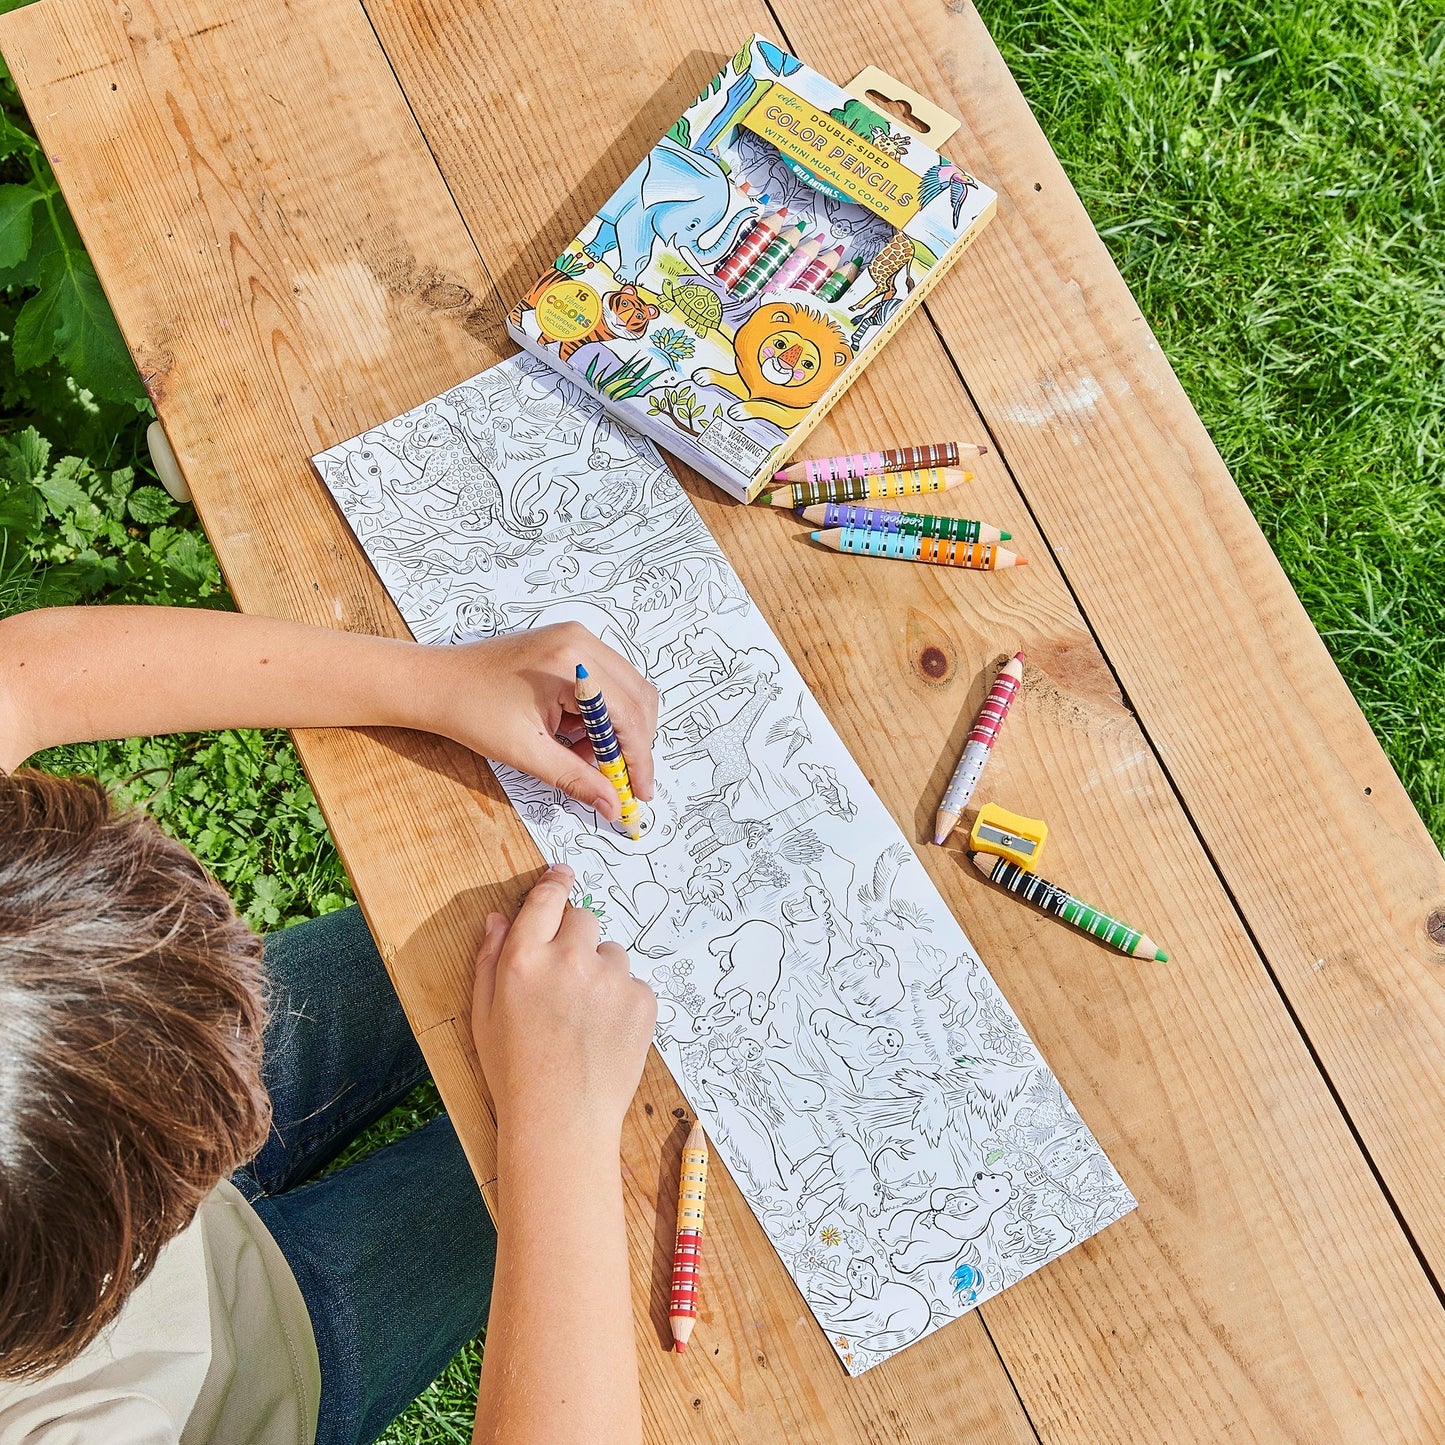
[0,770,270,1378]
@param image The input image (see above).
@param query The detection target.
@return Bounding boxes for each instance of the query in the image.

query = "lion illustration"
[694,303,851,429]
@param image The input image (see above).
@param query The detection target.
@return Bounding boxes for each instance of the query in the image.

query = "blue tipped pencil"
[574,664,642,840]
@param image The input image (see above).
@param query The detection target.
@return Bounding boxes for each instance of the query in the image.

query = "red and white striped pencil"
[669,1120,709,1353]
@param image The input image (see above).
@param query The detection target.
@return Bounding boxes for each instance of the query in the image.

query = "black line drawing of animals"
[696,919,786,1025]
[999,1211,1075,1266]
[887,1172,1015,1275]
[394,406,543,539]
[808,1257,932,1354]
[445,383,551,469]
[704,1079,789,1196]
[765,692,810,766]
[809,1009,904,1090]
[693,1034,765,1104]
[764,1058,826,1114]
[683,797,769,859]
[654,997,711,1049]
[792,1134,916,1227]
[446,593,646,673]
[856,842,928,931]
[670,673,783,808]
[831,940,905,1019]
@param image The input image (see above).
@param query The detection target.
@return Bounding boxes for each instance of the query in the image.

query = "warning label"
[696,416,771,474]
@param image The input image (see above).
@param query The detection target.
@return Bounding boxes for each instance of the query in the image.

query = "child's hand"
[439,622,658,823]
[472,864,657,1142]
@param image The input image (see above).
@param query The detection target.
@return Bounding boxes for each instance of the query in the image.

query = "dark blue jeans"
[231,906,496,1445]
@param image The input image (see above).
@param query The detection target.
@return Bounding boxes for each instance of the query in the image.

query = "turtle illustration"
[659,278,725,335]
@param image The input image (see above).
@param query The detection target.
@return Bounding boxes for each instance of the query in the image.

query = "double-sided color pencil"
[815,259,859,303]
[775,440,988,485]
[766,233,822,294]
[732,222,805,300]
[715,205,788,289]
[574,664,642,839]
[811,527,1026,570]
[670,1120,709,1353]
[762,467,966,509]
[934,653,1025,845]
[798,501,1009,543]
[971,852,1168,961]
[795,243,844,296]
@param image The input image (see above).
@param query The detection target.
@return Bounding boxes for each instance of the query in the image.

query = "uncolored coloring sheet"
[313,353,1135,1375]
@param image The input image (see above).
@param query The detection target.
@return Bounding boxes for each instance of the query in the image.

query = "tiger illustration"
[694,303,852,430]
[553,283,659,362]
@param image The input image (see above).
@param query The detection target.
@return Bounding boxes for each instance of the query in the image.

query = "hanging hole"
[864,89,931,137]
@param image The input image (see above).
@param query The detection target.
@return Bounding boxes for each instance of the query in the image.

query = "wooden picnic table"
[5,0,1444,1438]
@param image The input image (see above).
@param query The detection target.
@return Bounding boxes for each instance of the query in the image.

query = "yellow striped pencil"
[762,467,968,508]
[574,664,642,839]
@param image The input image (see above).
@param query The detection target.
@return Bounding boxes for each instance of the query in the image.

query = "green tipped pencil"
[797,501,1009,543]
[970,852,1168,961]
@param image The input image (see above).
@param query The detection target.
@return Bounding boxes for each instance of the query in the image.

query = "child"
[0,605,657,1445]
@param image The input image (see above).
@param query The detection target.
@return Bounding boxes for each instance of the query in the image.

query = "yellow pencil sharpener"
[969,803,1049,871]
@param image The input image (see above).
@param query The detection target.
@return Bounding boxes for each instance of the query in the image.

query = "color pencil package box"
[505,37,997,502]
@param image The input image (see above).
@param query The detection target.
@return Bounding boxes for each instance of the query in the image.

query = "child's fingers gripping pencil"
[575,664,645,839]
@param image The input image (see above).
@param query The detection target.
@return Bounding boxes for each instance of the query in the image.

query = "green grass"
[0,0,1441,1439]
[983,0,1445,843]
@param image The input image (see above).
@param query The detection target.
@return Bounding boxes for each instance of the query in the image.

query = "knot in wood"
[917,645,950,682]
[1427,909,1445,947]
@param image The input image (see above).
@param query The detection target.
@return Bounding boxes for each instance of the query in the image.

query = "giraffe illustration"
[671,674,782,808]
[849,232,916,313]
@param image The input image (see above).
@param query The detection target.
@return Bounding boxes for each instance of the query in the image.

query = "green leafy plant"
[647,383,707,435]
[0,72,141,403]
[583,350,667,401]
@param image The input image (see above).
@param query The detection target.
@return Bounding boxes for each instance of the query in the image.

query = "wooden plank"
[0,1,1039,1440]
[338,0,1445,1439]
[765,0,1445,1271]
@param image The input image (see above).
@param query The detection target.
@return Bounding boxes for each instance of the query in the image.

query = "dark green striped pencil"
[971,852,1168,961]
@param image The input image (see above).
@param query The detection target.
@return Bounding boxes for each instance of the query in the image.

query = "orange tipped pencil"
[774,440,989,485]
[669,1120,709,1353]
[811,527,1026,570]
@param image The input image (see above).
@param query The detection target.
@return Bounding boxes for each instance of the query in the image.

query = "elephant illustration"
[583,138,757,285]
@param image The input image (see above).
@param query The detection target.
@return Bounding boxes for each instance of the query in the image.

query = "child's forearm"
[474,1122,642,1445]
[0,605,440,771]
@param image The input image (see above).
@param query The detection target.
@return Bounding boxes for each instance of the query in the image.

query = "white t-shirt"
[0,1181,320,1444]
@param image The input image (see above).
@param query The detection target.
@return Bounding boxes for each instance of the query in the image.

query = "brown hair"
[0,770,270,1379]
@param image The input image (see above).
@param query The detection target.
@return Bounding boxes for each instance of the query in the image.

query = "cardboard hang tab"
[844,66,961,147]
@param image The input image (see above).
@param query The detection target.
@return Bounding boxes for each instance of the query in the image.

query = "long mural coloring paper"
[312,354,1135,1375]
